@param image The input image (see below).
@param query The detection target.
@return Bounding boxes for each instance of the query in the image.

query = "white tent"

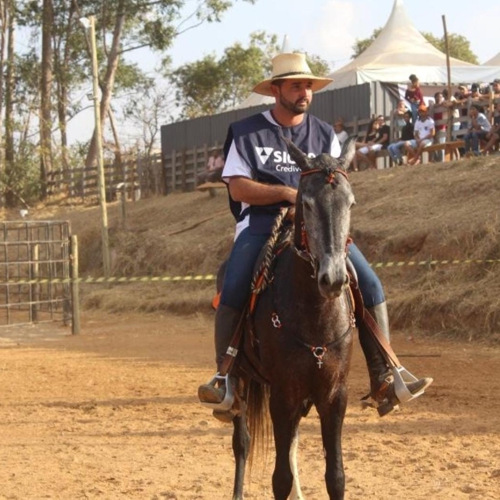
[236,0,500,109]
[483,52,500,66]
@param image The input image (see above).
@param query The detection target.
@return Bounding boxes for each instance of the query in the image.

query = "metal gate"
[0,221,73,328]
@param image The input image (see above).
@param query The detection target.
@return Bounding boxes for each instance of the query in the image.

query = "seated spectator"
[199,147,225,184]
[405,104,435,165]
[392,99,410,137]
[355,115,390,170]
[482,102,500,155]
[333,119,349,147]
[405,74,424,123]
[350,117,378,171]
[430,92,447,162]
[463,105,492,157]
[387,111,413,165]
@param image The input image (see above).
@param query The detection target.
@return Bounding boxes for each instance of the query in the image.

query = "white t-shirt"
[414,117,435,141]
[223,110,341,239]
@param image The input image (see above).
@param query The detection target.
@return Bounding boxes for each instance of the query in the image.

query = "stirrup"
[392,366,426,404]
[199,373,235,411]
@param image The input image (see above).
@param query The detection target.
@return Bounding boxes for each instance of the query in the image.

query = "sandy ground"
[0,311,499,500]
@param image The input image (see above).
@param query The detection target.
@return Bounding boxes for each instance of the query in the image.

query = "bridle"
[293,167,352,277]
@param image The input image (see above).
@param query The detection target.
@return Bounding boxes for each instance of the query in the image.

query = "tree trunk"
[85,3,126,168]
[0,0,7,184]
[4,0,15,207]
[39,0,53,200]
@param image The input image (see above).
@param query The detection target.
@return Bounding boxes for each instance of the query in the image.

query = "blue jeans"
[220,227,385,310]
[464,130,488,155]
[434,131,446,162]
[387,140,407,162]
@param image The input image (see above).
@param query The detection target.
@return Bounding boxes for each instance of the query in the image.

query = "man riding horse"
[198,52,433,420]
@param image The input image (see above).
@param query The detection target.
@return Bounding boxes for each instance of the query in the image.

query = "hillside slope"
[10,155,500,343]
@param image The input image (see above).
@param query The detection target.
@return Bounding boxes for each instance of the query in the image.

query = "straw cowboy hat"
[253,53,333,96]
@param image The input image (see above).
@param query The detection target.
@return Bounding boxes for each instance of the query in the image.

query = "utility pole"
[80,15,111,278]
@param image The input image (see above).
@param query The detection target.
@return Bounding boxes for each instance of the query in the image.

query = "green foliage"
[171,32,330,118]
[351,27,478,64]
[170,31,278,118]
[421,32,479,64]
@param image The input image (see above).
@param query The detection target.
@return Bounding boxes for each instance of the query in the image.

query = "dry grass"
[4,155,499,342]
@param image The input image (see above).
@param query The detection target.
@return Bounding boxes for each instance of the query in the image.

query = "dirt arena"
[0,311,499,499]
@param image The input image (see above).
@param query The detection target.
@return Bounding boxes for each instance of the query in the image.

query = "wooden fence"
[50,94,499,199]
[47,154,165,201]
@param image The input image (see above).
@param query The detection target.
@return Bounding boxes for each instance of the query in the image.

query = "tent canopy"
[236,0,500,108]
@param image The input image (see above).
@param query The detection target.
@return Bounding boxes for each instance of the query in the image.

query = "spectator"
[463,104,492,157]
[491,79,500,98]
[350,117,378,171]
[430,92,446,162]
[405,104,435,165]
[355,115,390,170]
[442,88,460,139]
[454,84,471,132]
[482,102,500,155]
[405,74,424,122]
[470,83,481,101]
[392,99,409,138]
[387,111,413,165]
[333,119,349,147]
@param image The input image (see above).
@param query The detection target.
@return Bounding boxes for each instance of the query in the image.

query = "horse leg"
[270,395,302,500]
[232,409,250,500]
[289,429,305,500]
[318,384,349,500]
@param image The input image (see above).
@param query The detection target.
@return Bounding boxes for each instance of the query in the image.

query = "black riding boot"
[359,301,433,416]
[198,304,241,404]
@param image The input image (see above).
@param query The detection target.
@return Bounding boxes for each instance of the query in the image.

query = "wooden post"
[442,15,453,142]
[181,148,187,192]
[31,244,39,322]
[70,235,80,335]
[171,149,177,193]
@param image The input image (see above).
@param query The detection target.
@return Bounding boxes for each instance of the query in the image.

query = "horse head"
[284,136,357,299]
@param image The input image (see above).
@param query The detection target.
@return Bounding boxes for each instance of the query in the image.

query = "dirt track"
[0,311,499,499]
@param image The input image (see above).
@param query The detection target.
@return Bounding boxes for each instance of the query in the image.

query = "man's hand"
[228,177,298,206]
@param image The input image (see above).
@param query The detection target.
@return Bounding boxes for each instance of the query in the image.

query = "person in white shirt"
[405,105,435,165]
[333,119,349,147]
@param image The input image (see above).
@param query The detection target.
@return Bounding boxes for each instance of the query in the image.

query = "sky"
[67,0,500,145]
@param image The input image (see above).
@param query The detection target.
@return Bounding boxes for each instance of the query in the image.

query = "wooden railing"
[47,154,165,201]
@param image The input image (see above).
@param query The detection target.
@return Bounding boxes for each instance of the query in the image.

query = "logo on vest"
[255,147,274,164]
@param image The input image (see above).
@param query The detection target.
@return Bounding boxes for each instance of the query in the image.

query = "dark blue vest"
[224,112,334,234]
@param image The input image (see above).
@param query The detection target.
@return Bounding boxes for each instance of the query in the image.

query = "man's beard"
[279,94,310,115]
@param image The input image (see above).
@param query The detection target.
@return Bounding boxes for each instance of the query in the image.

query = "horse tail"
[246,378,271,468]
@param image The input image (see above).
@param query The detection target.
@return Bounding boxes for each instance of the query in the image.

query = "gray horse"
[229,137,357,500]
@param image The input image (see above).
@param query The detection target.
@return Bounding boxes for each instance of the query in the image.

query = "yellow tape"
[2,259,499,285]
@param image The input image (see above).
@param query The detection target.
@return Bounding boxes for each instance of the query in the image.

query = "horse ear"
[282,136,313,172]
[337,136,357,171]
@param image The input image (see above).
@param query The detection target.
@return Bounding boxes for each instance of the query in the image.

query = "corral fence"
[0,221,78,332]
[47,154,165,201]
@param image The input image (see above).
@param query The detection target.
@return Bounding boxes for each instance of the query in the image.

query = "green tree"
[421,32,479,65]
[351,28,478,64]
[171,33,331,118]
